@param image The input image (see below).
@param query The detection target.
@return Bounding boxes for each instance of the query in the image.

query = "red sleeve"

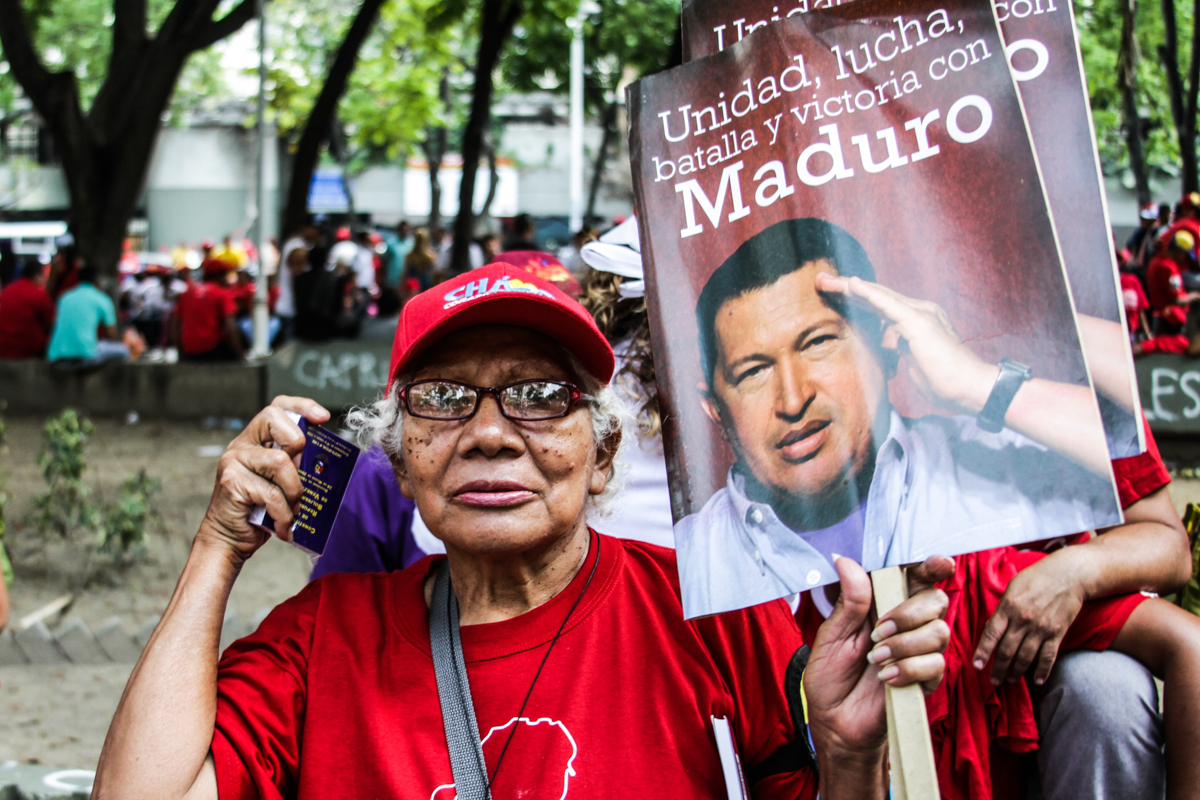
[1062,592,1149,652]
[1112,416,1171,508]
[222,287,238,316]
[692,600,818,800]
[211,581,323,800]
[37,288,55,329]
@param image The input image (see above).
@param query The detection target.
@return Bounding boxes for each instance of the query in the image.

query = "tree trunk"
[1159,0,1199,192]
[449,0,523,274]
[585,98,618,225]
[480,131,499,222]
[1121,0,1152,205]
[1185,0,1200,193]
[328,119,358,224]
[279,0,387,240]
[0,0,256,284]
[422,70,451,231]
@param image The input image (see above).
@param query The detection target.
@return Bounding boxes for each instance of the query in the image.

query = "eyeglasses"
[399,379,584,421]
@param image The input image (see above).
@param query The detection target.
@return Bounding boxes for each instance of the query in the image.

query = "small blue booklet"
[249,412,361,555]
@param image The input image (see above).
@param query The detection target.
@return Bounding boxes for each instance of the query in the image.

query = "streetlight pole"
[568,8,585,235]
[250,0,272,359]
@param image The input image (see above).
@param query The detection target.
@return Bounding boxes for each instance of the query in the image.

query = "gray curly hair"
[345,348,632,510]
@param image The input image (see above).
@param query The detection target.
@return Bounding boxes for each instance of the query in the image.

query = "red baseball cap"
[388,263,614,389]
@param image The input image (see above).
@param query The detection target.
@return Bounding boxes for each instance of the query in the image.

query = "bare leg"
[1110,598,1200,800]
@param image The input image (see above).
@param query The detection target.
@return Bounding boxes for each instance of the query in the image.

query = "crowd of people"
[1122,191,1200,357]
[0,214,601,365]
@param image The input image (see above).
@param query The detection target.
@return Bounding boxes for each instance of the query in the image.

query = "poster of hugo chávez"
[681,0,1146,459]
[628,0,1123,619]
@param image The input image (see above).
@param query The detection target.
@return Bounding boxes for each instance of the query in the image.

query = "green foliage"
[1074,0,1187,179]
[267,0,463,167]
[33,409,100,540]
[31,409,160,563]
[339,0,462,163]
[99,469,161,558]
[0,0,235,119]
[501,0,678,114]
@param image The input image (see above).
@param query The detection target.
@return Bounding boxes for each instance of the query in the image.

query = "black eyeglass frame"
[398,379,585,422]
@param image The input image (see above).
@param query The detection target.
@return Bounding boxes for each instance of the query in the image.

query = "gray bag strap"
[430,559,493,800]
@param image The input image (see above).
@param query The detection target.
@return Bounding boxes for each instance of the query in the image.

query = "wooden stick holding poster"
[872,566,938,800]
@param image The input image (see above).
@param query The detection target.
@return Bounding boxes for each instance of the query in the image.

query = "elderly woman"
[93,264,951,800]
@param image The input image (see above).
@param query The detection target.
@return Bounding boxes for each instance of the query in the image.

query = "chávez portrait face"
[699,259,887,529]
[672,217,1121,619]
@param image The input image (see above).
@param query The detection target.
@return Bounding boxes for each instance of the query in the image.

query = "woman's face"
[394,325,616,557]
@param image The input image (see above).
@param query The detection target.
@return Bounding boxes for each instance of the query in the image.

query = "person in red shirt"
[172,260,244,361]
[1160,192,1200,254]
[1122,272,1150,338]
[0,259,55,359]
[94,265,955,800]
[795,418,1200,800]
[1138,229,1200,355]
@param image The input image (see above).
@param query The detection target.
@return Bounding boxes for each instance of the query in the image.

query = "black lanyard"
[429,535,601,798]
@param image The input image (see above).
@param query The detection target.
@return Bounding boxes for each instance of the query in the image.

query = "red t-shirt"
[213,534,817,800]
[0,278,55,358]
[1113,416,1172,506]
[1121,274,1149,333]
[176,282,236,355]
[1146,254,1187,327]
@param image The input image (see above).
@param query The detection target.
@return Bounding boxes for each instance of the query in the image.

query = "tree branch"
[279,0,387,238]
[0,0,54,99]
[112,0,148,52]
[189,0,258,51]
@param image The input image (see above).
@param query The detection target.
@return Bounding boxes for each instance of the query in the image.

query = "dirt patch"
[0,415,313,769]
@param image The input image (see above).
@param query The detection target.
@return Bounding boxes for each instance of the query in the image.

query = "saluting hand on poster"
[816,273,1109,477]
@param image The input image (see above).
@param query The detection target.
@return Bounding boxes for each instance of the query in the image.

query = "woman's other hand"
[803,555,953,797]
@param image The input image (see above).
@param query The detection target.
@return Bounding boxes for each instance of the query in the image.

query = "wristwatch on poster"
[976,358,1033,433]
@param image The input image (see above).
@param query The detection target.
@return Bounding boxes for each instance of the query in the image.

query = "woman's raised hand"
[198,396,330,562]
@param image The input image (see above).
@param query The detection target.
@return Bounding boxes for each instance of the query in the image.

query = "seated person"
[46,263,130,363]
[1137,229,1200,356]
[0,259,55,359]
[794,417,1195,800]
[677,218,1118,619]
[173,260,243,361]
[1161,192,1200,251]
[94,265,953,800]
[1119,252,1150,342]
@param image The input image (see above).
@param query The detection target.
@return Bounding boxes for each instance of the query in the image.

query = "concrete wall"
[143,126,280,249]
[0,360,266,420]
[0,163,69,211]
[0,110,639,241]
[1105,176,1184,228]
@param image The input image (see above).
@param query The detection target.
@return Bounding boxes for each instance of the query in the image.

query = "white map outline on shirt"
[429,716,579,800]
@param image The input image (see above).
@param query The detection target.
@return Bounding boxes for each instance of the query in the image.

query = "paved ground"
[0,415,313,769]
[0,415,1197,773]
